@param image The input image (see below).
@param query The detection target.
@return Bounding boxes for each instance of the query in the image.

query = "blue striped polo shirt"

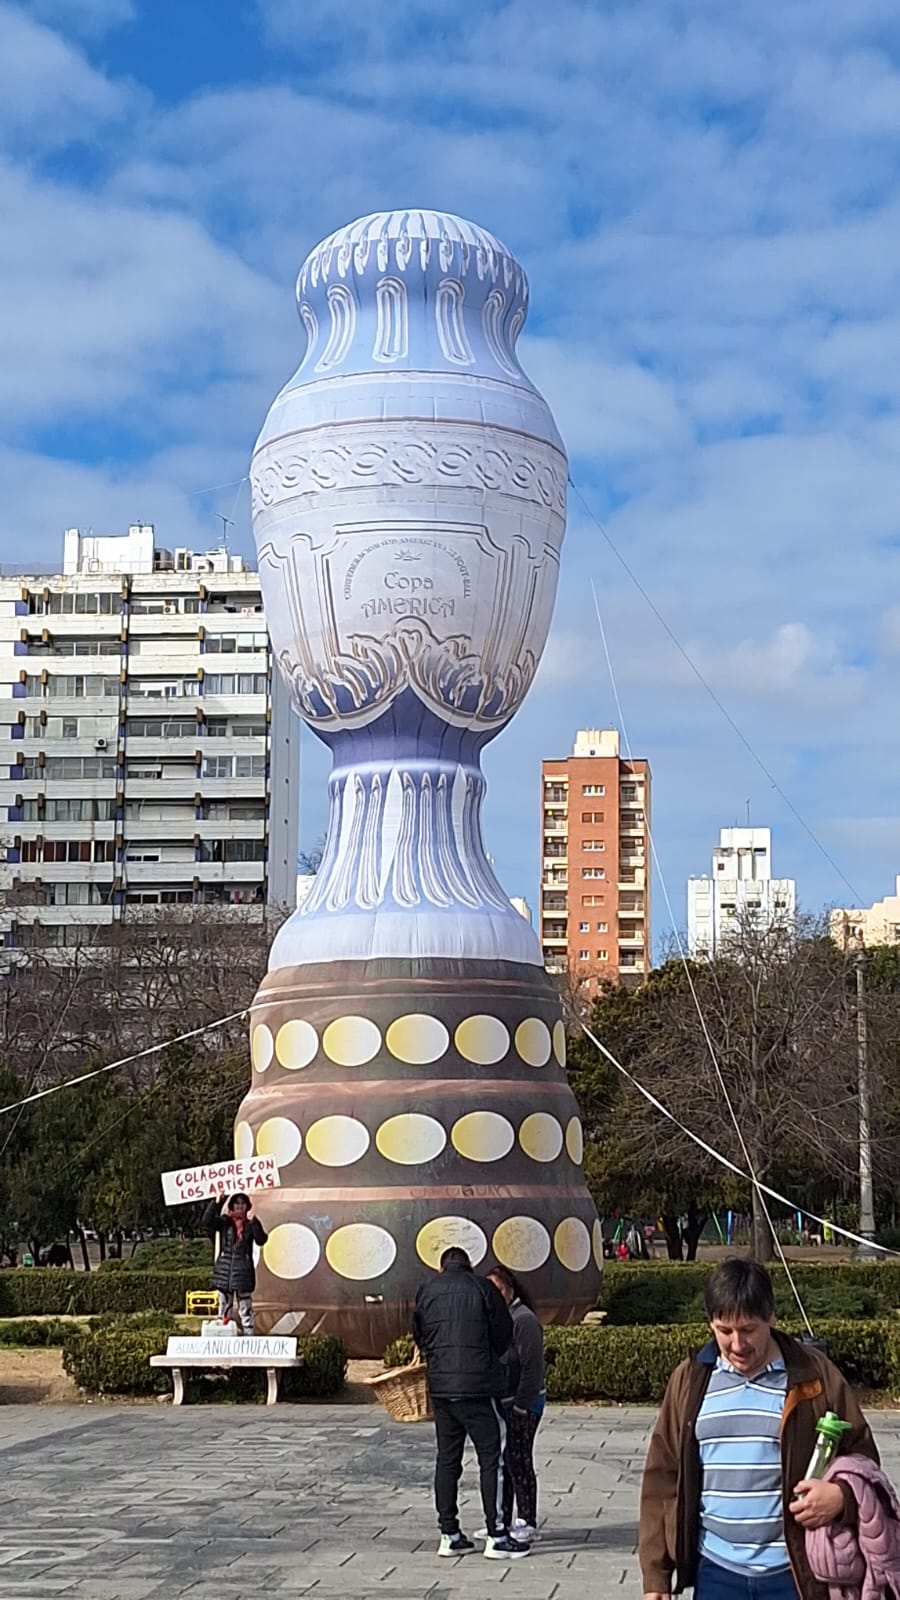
[695,1355,789,1575]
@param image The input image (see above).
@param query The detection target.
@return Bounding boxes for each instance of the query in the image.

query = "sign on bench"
[166,1335,297,1360]
[151,1334,301,1406]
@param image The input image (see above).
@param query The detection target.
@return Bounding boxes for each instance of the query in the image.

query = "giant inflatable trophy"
[237,209,602,1356]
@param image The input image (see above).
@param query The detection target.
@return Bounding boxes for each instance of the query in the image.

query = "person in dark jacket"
[488,1265,546,1543]
[412,1246,530,1562]
[203,1192,267,1336]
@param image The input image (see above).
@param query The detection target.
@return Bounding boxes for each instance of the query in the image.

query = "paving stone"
[3,1402,900,1599]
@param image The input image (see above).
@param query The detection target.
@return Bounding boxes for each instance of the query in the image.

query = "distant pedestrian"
[412,1246,530,1561]
[487,1265,546,1543]
[639,1257,877,1600]
[203,1192,267,1336]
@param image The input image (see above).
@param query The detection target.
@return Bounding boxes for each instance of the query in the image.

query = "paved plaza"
[2,1403,900,1599]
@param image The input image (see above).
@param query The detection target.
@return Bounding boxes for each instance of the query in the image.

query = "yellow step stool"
[185,1290,219,1317]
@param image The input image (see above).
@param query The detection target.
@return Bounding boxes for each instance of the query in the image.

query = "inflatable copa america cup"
[236,210,601,1355]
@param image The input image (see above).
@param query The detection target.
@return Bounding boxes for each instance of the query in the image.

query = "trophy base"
[237,956,602,1358]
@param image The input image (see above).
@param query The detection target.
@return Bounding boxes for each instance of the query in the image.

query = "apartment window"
[583,840,605,851]
[621,785,638,801]
[201,801,266,821]
[50,639,120,657]
[21,798,115,822]
[128,718,197,739]
[24,755,118,779]
[578,949,589,960]
[129,680,178,699]
[581,811,604,823]
[201,754,266,779]
[205,630,268,654]
[41,591,119,616]
[582,894,605,906]
[582,784,605,796]
[596,921,607,932]
[46,882,105,906]
[125,888,194,905]
[579,921,589,932]
[204,673,268,695]
[598,950,608,961]
[226,838,266,862]
[61,718,79,739]
[38,839,115,864]
[578,977,590,989]
[34,674,120,699]
[582,867,605,879]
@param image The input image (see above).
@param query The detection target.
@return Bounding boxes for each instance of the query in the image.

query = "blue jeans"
[694,1556,799,1599]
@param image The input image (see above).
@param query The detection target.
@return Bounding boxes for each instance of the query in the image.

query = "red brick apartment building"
[540,728,651,996]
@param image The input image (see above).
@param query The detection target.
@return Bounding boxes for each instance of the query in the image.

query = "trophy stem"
[302,757,510,917]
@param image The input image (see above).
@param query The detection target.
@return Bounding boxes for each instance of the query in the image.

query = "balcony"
[128,614,204,638]
[543,823,567,838]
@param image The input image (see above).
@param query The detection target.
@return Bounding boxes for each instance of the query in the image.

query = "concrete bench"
[150,1335,302,1406]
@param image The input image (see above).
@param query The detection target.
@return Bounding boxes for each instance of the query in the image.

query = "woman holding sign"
[204,1193,268,1336]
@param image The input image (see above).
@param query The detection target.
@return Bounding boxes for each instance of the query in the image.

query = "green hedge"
[0,1269,200,1317]
[384,1319,900,1402]
[0,1317,81,1347]
[61,1315,347,1401]
[545,1319,900,1401]
[601,1262,900,1325]
[98,1239,213,1273]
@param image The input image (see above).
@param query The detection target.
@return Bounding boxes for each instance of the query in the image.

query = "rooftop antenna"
[746,798,751,827]
[214,512,234,547]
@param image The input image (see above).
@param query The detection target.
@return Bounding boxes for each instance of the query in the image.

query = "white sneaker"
[512,1521,539,1542]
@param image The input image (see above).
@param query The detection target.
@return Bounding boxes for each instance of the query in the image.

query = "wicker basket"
[367,1346,433,1423]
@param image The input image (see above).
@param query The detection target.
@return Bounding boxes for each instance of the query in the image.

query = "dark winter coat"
[204,1201,267,1296]
[412,1263,512,1399]
[498,1298,545,1411]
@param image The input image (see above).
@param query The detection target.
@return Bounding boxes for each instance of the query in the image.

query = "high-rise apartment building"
[687,827,795,957]
[0,524,299,952]
[540,728,651,993]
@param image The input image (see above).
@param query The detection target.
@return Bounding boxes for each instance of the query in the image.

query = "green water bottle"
[805,1412,852,1480]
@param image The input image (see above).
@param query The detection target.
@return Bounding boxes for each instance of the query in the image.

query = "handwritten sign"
[160,1156,280,1207]
[165,1335,297,1360]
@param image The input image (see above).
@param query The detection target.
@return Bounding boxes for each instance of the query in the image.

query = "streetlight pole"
[855,942,876,1250]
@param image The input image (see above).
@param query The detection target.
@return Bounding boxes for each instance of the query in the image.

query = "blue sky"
[5,0,900,940]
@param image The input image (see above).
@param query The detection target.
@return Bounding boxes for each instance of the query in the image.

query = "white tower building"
[688,826,796,957]
[0,525,299,953]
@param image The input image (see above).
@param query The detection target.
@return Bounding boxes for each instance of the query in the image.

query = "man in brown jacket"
[639,1259,877,1599]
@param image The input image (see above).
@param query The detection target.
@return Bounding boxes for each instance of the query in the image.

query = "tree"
[570,913,864,1260]
[0,908,279,1254]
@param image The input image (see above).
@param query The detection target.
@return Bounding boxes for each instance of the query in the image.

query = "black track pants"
[431,1395,507,1536]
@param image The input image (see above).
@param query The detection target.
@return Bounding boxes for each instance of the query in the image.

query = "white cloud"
[29,0,135,36]
[0,3,130,147]
[3,0,900,923]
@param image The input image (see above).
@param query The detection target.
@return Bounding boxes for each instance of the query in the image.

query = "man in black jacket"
[203,1192,267,1336]
[412,1247,530,1561]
